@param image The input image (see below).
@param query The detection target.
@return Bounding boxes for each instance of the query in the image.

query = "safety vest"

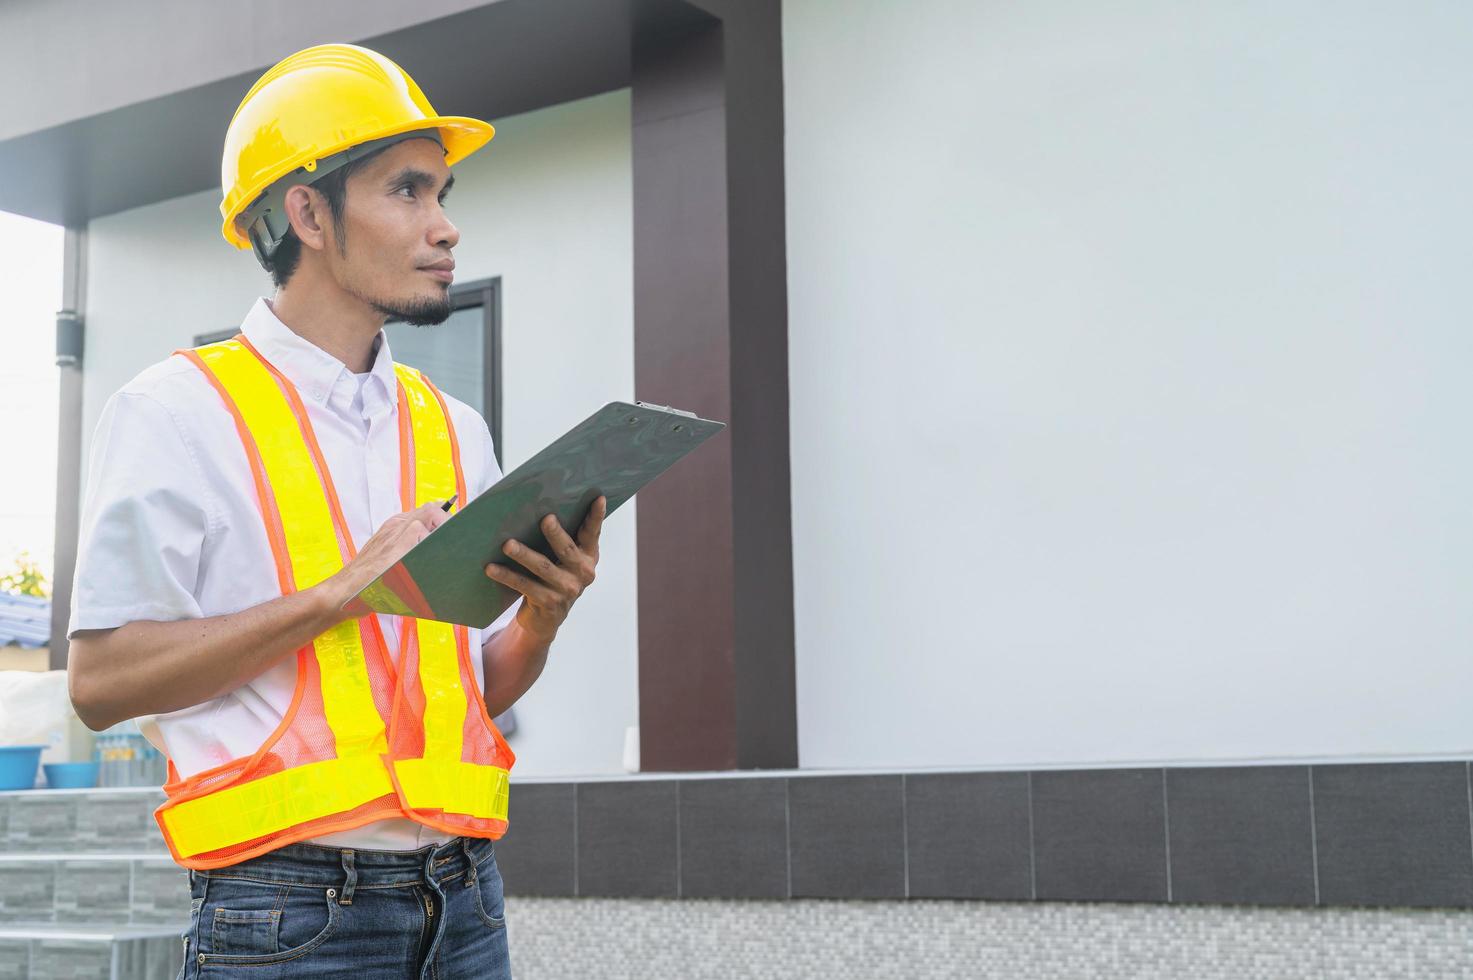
[153,333,515,870]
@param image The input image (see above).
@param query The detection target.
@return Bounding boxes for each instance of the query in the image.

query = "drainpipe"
[49,227,86,671]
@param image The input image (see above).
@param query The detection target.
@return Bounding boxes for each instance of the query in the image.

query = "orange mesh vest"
[153,334,516,870]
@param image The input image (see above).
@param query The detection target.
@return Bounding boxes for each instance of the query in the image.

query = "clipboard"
[349,400,725,628]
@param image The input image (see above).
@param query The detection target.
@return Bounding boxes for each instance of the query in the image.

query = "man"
[65,43,600,979]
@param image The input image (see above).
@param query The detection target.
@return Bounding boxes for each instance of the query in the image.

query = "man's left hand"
[484,495,606,641]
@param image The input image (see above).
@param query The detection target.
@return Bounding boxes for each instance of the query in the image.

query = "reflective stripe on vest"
[155,337,509,862]
[388,363,509,820]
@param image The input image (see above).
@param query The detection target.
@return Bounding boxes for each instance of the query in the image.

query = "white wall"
[783,1,1473,769]
[82,89,636,776]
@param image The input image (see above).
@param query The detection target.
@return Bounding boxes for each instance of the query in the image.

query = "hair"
[265,144,391,289]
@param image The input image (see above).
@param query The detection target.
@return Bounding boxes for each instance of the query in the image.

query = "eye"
[396,183,417,199]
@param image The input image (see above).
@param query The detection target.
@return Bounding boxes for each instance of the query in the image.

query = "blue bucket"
[0,746,46,790]
[43,761,100,789]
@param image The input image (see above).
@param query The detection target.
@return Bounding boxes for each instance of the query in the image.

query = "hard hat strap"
[242,128,446,271]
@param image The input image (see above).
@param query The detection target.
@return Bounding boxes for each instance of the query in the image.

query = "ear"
[283,184,332,253]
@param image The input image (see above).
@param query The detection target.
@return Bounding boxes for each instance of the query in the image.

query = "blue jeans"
[177,835,510,979]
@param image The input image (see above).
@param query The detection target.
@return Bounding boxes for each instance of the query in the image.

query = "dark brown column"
[631,0,796,770]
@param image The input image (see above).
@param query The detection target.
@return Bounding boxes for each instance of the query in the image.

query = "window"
[190,278,503,468]
[192,327,236,346]
[383,278,503,469]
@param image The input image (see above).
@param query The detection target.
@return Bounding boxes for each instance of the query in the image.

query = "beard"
[362,286,453,326]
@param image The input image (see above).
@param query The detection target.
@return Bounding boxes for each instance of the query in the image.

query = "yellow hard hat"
[219,43,494,259]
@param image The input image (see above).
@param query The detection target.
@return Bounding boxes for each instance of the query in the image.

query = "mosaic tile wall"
[503,897,1473,980]
[0,790,164,853]
[0,855,186,925]
[0,933,182,980]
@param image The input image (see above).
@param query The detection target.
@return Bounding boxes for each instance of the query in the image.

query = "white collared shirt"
[69,296,520,851]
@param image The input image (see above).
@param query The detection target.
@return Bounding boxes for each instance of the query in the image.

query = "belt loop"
[339,849,357,906]
[460,837,477,888]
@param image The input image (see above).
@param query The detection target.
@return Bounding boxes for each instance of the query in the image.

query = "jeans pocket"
[473,852,507,930]
[212,907,280,955]
[198,882,341,967]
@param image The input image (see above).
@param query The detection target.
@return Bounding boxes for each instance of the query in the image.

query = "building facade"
[3,1,1471,976]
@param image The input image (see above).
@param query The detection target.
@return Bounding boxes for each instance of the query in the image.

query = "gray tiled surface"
[131,860,190,925]
[0,857,185,925]
[576,780,679,898]
[789,775,905,899]
[1,790,164,853]
[1167,766,1316,907]
[112,933,185,980]
[0,939,23,980]
[0,931,183,980]
[55,859,132,923]
[0,788,187,978]
[679,778,788,899]
[0,862,53,923]
[3,795,79,852]
[496,762,1473,909]
[76,793,163,851]
[495,783,577,897]
[29,937,113,980]
[905,771,1032,900]
[1032,769,1170,903]
[1313,762,1473,908]
[6,758,1472,940]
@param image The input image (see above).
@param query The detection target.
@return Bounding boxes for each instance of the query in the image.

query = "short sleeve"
[68,391,211,639]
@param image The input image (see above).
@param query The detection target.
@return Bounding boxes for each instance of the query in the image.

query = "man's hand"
[321,499,452,623]
[485,496,606,642]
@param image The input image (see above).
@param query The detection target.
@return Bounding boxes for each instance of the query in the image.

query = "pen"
[441,494,457,512]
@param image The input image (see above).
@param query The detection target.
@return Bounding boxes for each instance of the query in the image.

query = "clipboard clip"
[635,400,698,419]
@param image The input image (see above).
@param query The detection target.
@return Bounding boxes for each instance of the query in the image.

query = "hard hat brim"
[221,115,495,250]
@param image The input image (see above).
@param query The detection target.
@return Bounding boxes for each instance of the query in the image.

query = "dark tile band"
[492,762,1473,910]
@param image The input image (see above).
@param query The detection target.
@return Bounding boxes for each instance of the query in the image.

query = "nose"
[430,207,460,251]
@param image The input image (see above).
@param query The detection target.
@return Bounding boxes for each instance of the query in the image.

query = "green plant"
[0,551,49,598]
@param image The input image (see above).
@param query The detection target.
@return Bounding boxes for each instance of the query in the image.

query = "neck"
[270,273,384,374]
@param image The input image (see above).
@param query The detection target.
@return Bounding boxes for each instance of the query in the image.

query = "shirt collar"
[239,297,398,406]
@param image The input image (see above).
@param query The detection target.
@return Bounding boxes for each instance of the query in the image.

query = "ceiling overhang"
[0,0,675,227]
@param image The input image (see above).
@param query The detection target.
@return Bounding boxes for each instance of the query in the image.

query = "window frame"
[191,277,503,468]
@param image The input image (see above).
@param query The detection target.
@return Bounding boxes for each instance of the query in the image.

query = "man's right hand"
[318,499,453,624]
[68,500,452,730]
